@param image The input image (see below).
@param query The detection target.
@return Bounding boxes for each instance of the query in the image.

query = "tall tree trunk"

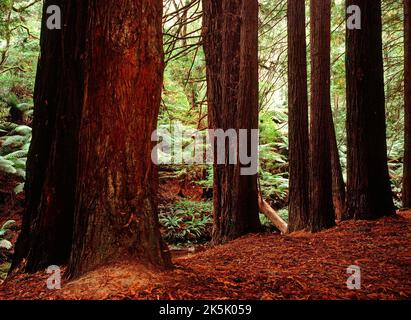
[12,0,170,277]
[329,116,346,220]
[287,0,310,232]
[346,0,395,219]
[203,0,261,244]
[309,0,336,232]
[68,0,171,278]
[11,0,87,272]
[403,0,411,208]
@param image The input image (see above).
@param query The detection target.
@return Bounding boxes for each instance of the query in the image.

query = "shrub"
[0,220,15,252]
[159,200,213,244]
[0,123,32,186]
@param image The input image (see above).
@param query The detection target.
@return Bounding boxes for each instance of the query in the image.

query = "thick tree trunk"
[11,0,87,272]
[329,116,346,220]
[68,0,171,278]
[203,0,261,244]
[287,0,310,232]
[12,0,170,277]
[403,0,411,208]
[309,0,336,232]
[346,0,395,219]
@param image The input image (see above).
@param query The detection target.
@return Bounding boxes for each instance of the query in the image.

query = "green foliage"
[259,110,289,208]
[259,0,287,111]
[14,182,24,194]
[387,136,405,208]
[259,214,272,228]
[162,1,206,128]
[277,208,289,223]
[0,219,15,250]
[0,219,15,237]
[259,208,289,229]
[0,219,15,281]
[0,0,41,121]
[0,156,15,174]
[159,200,213,244]
[195,164,213,189]
[0,122,31,182]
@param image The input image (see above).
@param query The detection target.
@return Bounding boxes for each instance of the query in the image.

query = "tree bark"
[309,0,336,232]
[12,0,170,277]
[403,0,411,208]
[258,194,288,234]
[346,0,395,219]
[203,0,261,244]
[68,0,171,278]
[329,116,346,220]
[11,0,87,272]
[287,0,310,232]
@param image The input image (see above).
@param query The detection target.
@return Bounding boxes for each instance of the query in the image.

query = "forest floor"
[0,209,410,300]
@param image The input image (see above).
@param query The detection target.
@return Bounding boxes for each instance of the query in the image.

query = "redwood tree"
[12,0,171,277]
[12,0,87,272]
[287,0,310,232]
[404,0,411,208]
[202,0,261,244]
[68,0,171,277]
[346,0,395,219]
[309,0,336,232]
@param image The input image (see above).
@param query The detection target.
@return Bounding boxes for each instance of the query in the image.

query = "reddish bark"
[329,117,346,221]
[68,0,171,278]
[12,0,170,277]
[346,0,395,219]
[202,0,261,244]
[309,0,336,231]
[12,0,87,272]
[287,0,310,232]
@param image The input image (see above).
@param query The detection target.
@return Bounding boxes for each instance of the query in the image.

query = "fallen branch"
[258,193,288,234]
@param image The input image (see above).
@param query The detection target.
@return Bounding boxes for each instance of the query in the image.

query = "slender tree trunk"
[287,0,310,232]
[403,0,411,208]
[329,116,346,220]
[346,0,395,219]
[11,0,87,272]
[309,0,336,232]
[68,0,171,278]
[203,0,261,244]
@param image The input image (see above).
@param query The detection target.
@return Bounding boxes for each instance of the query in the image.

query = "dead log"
[258,193,288,234]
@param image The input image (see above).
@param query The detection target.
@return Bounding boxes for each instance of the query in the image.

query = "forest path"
[1,211,410,300]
